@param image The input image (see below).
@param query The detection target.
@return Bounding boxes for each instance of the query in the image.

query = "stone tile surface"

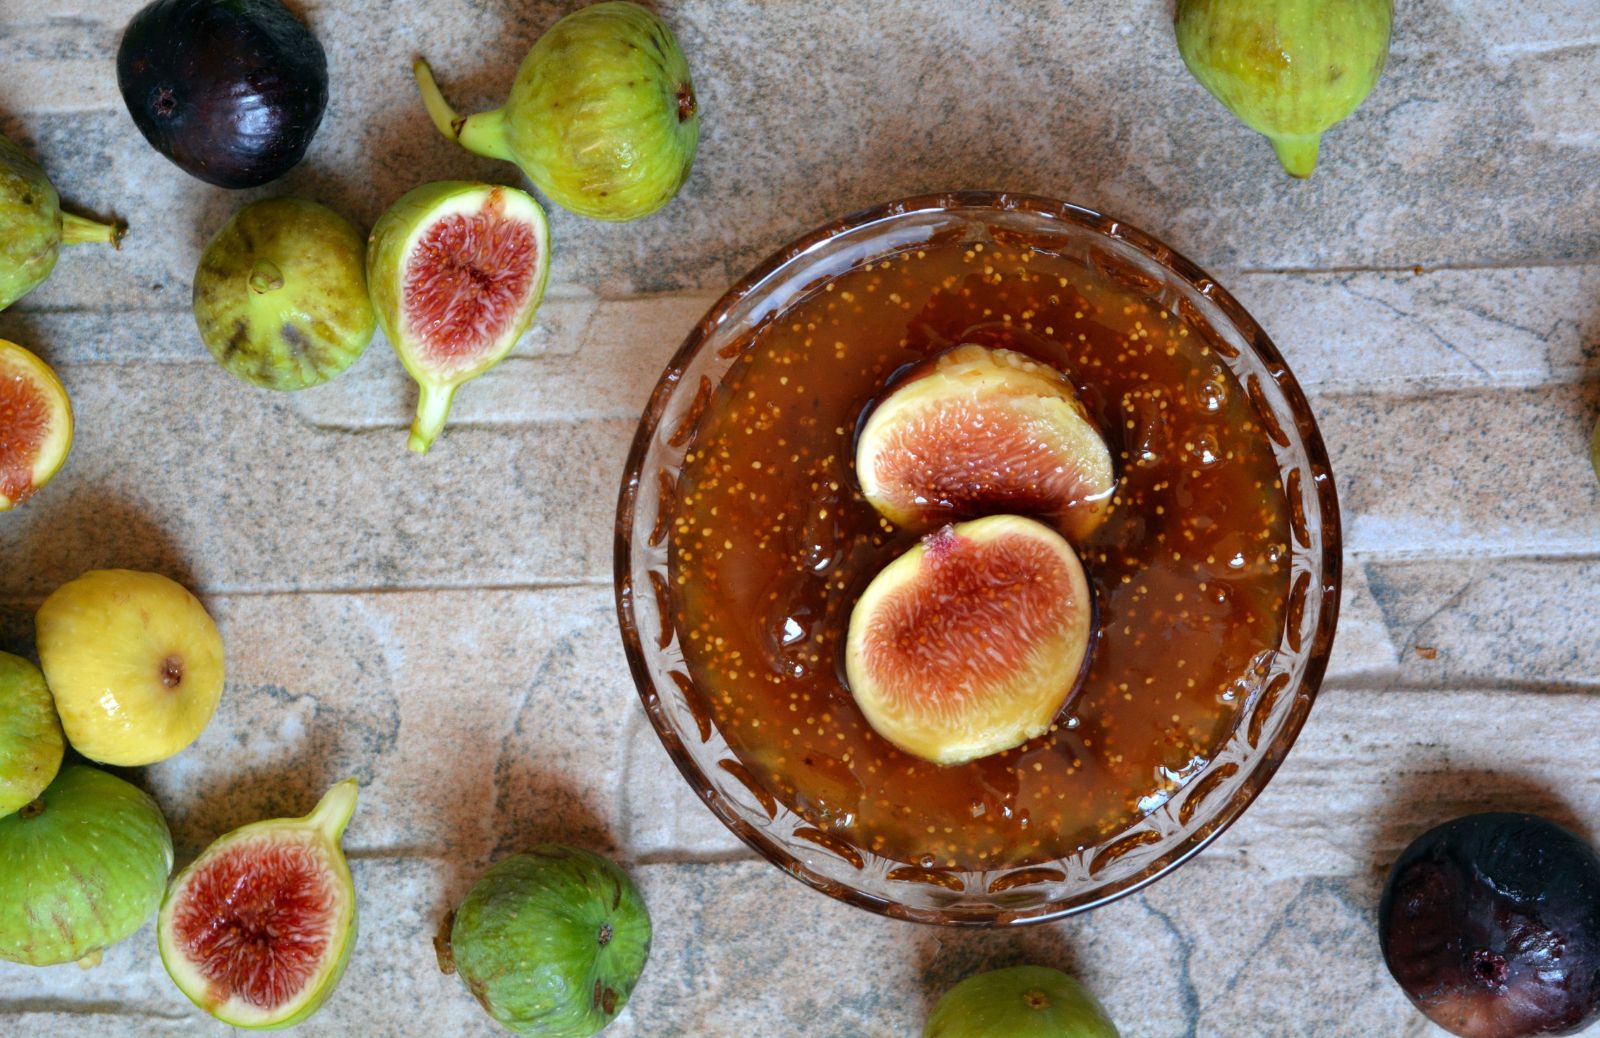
[2,0,1599,1035]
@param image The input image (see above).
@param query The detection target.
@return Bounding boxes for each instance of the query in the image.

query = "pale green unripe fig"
[413,1,699,222]
[0,765,172,967]
[0,133,124,310]
[925,966,1120,1038]
[1175,0,1394,177]
[0,652,64,816]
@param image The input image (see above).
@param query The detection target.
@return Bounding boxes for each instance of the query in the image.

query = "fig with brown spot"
[192,198,376,391]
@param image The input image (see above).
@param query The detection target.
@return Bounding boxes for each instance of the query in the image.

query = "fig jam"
[669,234,1290,869]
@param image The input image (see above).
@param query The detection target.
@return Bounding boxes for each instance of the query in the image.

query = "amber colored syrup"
[669,235,1290,870]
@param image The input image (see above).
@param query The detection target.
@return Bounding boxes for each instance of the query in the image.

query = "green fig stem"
[248,260,285,295]
[61,211,125,248]
[306,778,360,841]
[1270,133,1322,179]
[409,382,459,454]
[412,58,515,163]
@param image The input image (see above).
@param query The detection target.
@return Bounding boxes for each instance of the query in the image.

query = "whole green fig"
[0,764,172,966]
[413,1,699,222]
[1175,0,1393,177]
[436,847,651,1037]
[0,134,124,309]
[925,966,1120,1038]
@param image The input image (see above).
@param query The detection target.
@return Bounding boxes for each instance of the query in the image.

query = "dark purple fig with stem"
[1380,813,1600,1038]
[117,0,328,188]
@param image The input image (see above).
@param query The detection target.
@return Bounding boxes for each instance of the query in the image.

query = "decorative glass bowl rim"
[614,190,1342,925]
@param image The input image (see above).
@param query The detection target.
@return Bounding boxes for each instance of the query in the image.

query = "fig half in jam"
[1380,813,1600,1038]
[845,515,1093,765]
[855,344,1115,544]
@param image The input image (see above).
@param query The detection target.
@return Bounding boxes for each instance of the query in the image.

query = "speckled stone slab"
[2,0,1598,1035]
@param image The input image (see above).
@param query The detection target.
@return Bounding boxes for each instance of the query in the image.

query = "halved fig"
[367,181,550,453]
[158,779,358,1028]
[856,344,1115,543]
[844,515,1093,766]
[0,339,73,511]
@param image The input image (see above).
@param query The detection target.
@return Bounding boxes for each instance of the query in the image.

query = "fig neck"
[409,382,459,454]
[413,58,516,164]
[1270,133,1322,179]
[305,779,359,841]
[61,212,125,248]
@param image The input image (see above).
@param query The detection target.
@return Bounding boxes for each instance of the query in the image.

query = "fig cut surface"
[367,181,550,453]
[845,515,1094,766]
[855,344,1115,543]
[0,339,73,512]
[157,779,358,1029]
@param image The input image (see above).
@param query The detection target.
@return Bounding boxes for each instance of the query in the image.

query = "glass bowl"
[614,192,1341,925]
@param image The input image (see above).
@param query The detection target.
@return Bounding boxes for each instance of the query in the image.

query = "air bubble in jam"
[668,232,1292,868]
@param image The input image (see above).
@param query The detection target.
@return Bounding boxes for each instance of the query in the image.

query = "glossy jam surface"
[669,234,1290,869]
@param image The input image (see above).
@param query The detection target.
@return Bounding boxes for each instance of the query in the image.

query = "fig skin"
[414,1,699,222]
[439,846,651,1038]
[35,569,226,767]
[1589,416,1599,485]
[1380,813,1600,1038]
[925,966,1120,1038]
[157,779,359,1028]
[193,198,376,391]
[367,181,551,454]
[117,0,328,188]
[0,338,74,512]
[0,133,123,310]
[844,515,1093,766]
[0,764,173,967]
[0,652,64,818]
[1174,0,1393,177]
[856,344,1115,544]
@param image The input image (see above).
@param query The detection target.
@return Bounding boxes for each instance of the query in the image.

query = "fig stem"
[249,260,285,295]
[1269,133,1322,178]
[305,778,360,841]
[61,211,126,249]
[409,382,459,454]
[412,58,515,164]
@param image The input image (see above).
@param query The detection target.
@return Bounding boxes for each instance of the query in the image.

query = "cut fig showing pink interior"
[367,181,551,453]
[855,344,1115,543]
[0,339,73,512]
[844,515,1094,766]
[157,779,359,1028]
